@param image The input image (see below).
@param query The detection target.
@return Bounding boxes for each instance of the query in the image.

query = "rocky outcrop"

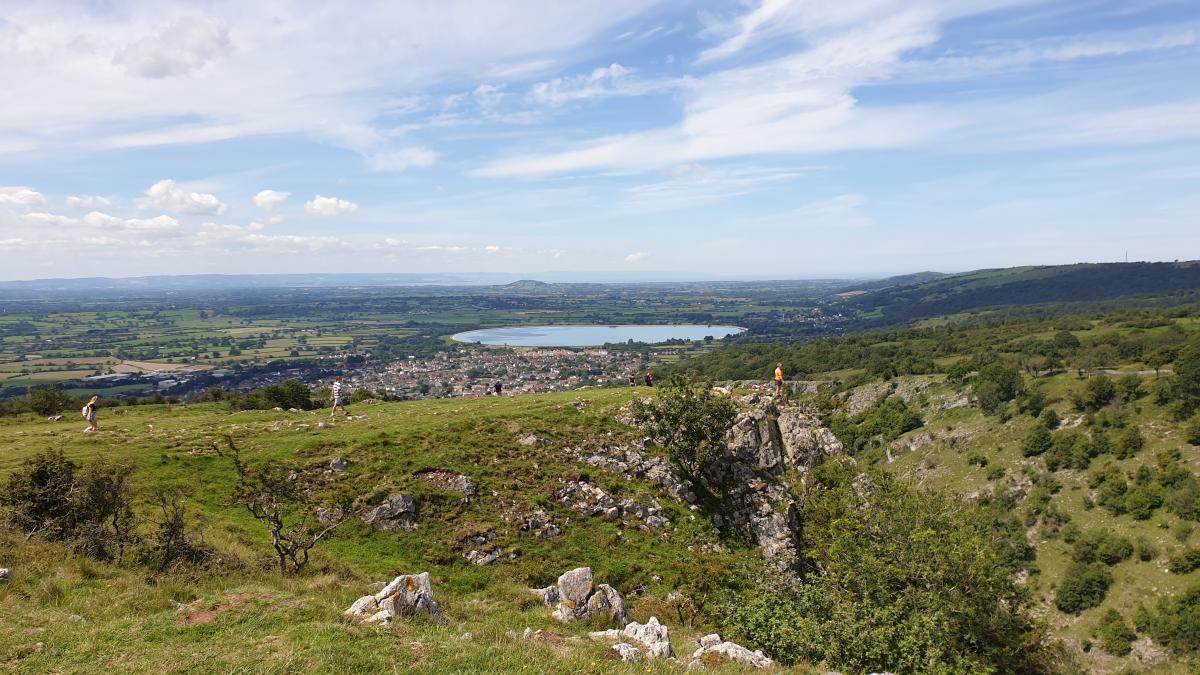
[345,572,442,623]
[583,445,696,504]
[362,494,419,531]
[622,616,674,659]
[558,482,668,528]
[463,550,499,566]
[521,508,562,539]
[414,468,477,503]
[532,567,628,625]
[688,633,774,669]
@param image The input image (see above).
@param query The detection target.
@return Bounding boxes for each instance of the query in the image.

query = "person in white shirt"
[330,376,348,419]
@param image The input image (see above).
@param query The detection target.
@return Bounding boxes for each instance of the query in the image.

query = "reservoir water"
[451,324,746,347]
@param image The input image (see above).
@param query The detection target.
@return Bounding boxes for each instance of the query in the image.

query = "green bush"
[1117,374,1144,402]
[1186,416,1200,446]
[1143,586,1200,653]
[975,364,1024,416]
[715,467,1045,673]
[1039,408,1061,429]
[1023,426,1053,457]
[1079,375,1117,411]
[1113,425,1145,459]
[26,384,75,417]
[1135,536,1159,562]
[1071,530,1133,565]
[1095,609,1135,655]
[1055,562,1113,614]
[1168,548,1200,574]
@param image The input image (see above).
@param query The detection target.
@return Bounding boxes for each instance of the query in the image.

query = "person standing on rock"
[82,395,99,434]
[774,363,785,399]
[330,376,348,419]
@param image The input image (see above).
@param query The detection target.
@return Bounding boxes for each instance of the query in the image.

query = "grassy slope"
[0,390,768,674]
[867,370,1200,673]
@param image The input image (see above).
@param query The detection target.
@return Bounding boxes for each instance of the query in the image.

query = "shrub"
[1186,416,1200,446]
[1113,426,1145,459]
[1079,376,1117,411]
[966,451,987,468]
[946,359,973,384]
[1118,374,1144,402]
[1144,586,1200,653]
[1135,536,1159,562]
[1023,426,1052,457]
[1169,548,1200,574]
[141,488,213,572]
[1095,609,1135,655]
[715,467,1044,674]
[632,377,737,480]
[0,451,136,561]
[1124,484,1164,520]
[1071,530,1133,565]
[1055,563,1113,614]
[1039,408,1061,429]
[27,385,76,417]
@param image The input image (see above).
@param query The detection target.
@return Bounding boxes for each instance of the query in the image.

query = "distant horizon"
[0,258,1195,288]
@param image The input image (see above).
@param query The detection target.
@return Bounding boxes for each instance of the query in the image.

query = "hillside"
[845,262,1200,326]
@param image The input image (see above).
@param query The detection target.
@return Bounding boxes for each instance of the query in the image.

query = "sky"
[0,0,1198,282]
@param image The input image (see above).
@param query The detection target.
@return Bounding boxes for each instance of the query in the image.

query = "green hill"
[847,262,1200,326]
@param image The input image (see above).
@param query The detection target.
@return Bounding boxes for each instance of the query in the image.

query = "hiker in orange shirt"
[774,363,784,399]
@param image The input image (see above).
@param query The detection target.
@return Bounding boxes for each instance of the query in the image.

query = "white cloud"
[66,195,112,208]
[0,238,27,250]
[367,148,438,172]
[305,195,359,216]
[473,84,506,109]
[113,17,232,79]
[252,189,291,210]
[530,63,659,105]
[0,187,47,206]
[138,179,227,215]
[746,194,875,229]
[625,251,650,263]
[25,210,182,233]
[415,245,467,253]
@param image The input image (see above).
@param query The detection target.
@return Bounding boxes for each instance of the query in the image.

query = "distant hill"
[503,279,556,291]
[842,271,950,293]
[847,261,1200,325]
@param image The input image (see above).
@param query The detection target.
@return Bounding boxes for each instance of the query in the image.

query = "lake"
[451,324,747,347]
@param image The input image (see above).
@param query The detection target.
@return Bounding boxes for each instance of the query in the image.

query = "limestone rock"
[689,634,774,669]
[329,457,349,472]
[622,616,674,659]
[345,572,442,623]
[612,643,643,663]
[414,468,477,500]
[47,415,63,422]
[0,568,10,582]
[517,434,548,447]
[531,567,627,625]
[463,550,499,566]
[560,482,669,527]
[522,508,562,539]
[362,493,419,531]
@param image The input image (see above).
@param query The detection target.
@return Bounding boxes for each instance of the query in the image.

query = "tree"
[632,377,737,480]
[1117,374,1144,401]
[945,359,973,384]
[1055,562,1113,614]
[974,363,1024,415]
[26,385,74,417]
[1079,375,1117,411]
[216,436,356,574]
[1187,416,1200,446]
[1096,609,1135,655]
[1052,330,1081,351]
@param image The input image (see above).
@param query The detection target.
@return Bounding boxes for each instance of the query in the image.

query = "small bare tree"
[215,436,356,575]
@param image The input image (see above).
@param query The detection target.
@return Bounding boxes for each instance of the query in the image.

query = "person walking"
[82,395,99,434]
[774,363,785,399]
[645,371,654,387]
[494,381,503,396]
[330,376,348,419]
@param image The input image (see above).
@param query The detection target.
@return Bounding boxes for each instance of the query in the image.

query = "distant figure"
[645,372,654,387]
[494,381,503,396]
[774,363,784,399]
[330,376,348,418]
[629,375,637,387]
[82,395,98,434]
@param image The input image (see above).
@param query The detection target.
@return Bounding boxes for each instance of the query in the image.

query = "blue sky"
[0,0,1198,281]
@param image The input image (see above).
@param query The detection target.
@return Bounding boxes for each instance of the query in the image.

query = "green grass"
[0,390,780,673]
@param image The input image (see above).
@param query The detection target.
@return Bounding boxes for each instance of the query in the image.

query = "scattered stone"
[463,550,500,566]
[273,407,284,412]
[46,415,63,422]
[612,643,643,663]
[0,568,10,582]
[414,468,477,501]
[517,434,548,447]
[588,629,621,640]
[460,632,473,641]
[623,616,674,659]
[689,634,774,669]
[317,421,330,429]
[559,482,669,527]
[287,407,299,413]
[531,567,628,625]
[271,421,283,431]
[329,458,349,472]
[362,494,419,531]
[344,572,443,623]
[504,629,519,640]
[521,509,562,539]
